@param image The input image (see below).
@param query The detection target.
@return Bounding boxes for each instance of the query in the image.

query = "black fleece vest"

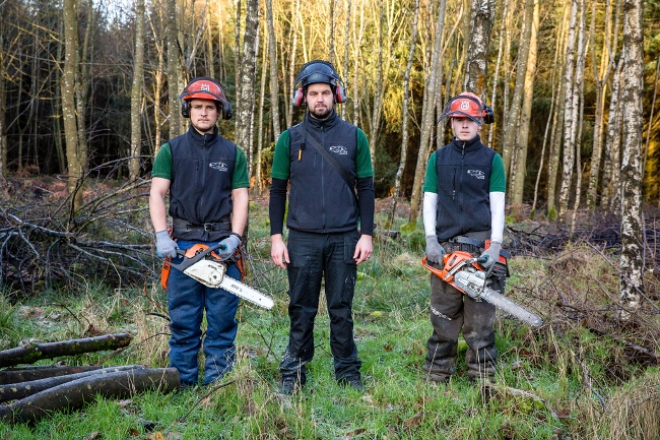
[286,111,359,233]
[169,125,236,241]
[435,135,495,241]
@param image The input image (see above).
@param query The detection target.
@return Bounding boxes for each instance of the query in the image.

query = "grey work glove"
[155,230,179,259]
[218,234,241,259]
[425,235,446,264]
[479,241,502,269]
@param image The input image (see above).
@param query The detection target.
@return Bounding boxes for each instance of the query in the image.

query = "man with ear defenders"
[149,77,249,387]
[422,92,506,385]
[269,60,375,394]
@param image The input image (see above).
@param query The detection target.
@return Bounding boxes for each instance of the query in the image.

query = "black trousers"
[280,229,362,382]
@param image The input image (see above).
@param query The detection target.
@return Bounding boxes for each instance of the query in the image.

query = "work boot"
[279,378,302,395]
[338,375,365,391]
[422,363,451,384]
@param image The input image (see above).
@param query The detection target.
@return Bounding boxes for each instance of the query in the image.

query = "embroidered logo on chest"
[467,169,486,180]
[210,162,229,172]
[329,145,348,155]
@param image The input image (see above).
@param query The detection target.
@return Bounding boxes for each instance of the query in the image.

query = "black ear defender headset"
[438,92,494,125]
[291,60,348,107]
[179,77,233,120]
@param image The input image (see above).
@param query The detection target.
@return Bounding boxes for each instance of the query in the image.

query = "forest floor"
[1,179,660,439]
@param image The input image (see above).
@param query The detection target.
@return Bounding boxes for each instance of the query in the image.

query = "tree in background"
[618,0,644,319]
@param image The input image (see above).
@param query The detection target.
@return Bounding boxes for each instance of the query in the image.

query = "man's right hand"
[425,235,446,264]
[270,234,290,269]
[155,230,179,259]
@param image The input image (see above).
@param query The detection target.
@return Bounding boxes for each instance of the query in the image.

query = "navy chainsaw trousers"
[280,229,362,383]
[167,239,240,386]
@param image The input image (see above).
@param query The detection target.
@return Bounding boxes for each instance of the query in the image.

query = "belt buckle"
[203,223,214,232]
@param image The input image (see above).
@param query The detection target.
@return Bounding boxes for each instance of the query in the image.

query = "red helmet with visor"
[439,92,494,125]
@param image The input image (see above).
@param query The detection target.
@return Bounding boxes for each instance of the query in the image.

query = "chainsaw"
[421,251,542,327]
[166,243,274,310]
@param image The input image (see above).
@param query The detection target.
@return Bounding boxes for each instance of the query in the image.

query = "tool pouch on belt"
[160,227,175,291]
[233,244,247,282]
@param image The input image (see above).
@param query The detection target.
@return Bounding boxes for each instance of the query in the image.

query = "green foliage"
[547,207,557,221]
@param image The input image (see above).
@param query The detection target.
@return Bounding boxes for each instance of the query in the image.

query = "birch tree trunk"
[341,0,352,121]
[531,18,564,216]
[500,0,534,180]
[130,0,146,180]
[368,2,385,163]
[510,0,538,209]
[587,0,614,208]
[464,0,495,94]
[568,0,587,233]
[255,24,269,191]
[557,0,580,222]
[167,0,182,139]
[388,0,420,227]
[618,0,644,318]
[266,0,281,141]
[235,0,260,160]
[62,0,84,213]
[602,59,624,210]
[408,0,447,225]
[487,0,509,149]
[285,0,299,128]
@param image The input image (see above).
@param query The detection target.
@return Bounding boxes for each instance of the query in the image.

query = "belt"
[173,217,231,233]
[451,236,485,248]
[442,236,485,254]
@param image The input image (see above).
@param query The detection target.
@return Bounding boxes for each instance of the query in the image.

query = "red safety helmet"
[179,77,233,120]
[439,92,494,125]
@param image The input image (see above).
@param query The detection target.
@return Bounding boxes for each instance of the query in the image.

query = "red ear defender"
[291,88,305,107]
[335,85,348,103]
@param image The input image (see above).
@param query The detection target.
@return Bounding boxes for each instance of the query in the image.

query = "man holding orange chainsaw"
[149,77,249,387]
[422,92,506,384]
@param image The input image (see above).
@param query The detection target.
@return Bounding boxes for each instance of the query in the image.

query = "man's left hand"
[479,241,502,269]
[353,235,373,265]
[218,234,241,259]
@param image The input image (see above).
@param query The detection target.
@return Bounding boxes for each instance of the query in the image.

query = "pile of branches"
[506,210,660,266]
[0,333,179,424]
[0,163,161,295]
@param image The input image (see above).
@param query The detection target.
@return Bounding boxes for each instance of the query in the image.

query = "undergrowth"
[1,197,659,439]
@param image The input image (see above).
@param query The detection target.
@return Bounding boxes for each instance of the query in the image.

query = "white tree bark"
[557,0,579,222]
[408,0,447,225]
[618,0,644,318]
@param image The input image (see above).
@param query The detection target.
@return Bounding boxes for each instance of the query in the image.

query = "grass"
[1,199,659,439]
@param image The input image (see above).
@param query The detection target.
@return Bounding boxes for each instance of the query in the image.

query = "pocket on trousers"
[343,231,360,265]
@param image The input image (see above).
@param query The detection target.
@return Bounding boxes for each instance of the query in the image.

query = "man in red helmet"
[149,77,249,387]
[421,92,506,385]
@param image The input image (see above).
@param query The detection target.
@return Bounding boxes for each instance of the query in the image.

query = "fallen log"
[0,365,145,403]
[0,367,180,424]
[0,366,103,385]
[0,333,133,368]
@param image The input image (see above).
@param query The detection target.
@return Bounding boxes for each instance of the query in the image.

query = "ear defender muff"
[482,104,494,124]
[334,85,348,104]
[292,88,305,107]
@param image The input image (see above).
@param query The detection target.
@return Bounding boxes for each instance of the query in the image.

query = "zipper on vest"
[321,125,327,232]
